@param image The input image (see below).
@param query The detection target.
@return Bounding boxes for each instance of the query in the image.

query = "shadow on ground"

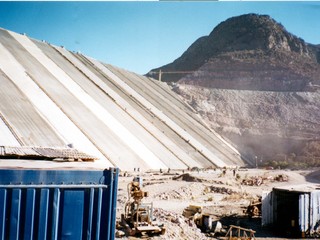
[305,169,320,183]
[217,215,295,239]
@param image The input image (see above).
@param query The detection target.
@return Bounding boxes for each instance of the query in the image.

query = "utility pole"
[149,70,194,82]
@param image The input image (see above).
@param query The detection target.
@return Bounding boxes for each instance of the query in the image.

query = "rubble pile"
[152,208,209,240]
[241,174,289,186]
[274,174,289,182]
[241,176,263,186]
[156,183,205,200]
[173,173,204,182]
[205,186,237,195]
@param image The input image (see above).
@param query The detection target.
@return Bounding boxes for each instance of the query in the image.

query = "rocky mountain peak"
[146,13,320,168]
[209,13,309,54]
[147,13,320,87]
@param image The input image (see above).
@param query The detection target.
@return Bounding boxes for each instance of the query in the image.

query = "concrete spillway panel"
[108,66,243,166]
[51,46,204,169]
[35,42,190,169]
[2,30,156,170]
[0,27,246,170]
[88,58,228,168]
[0,32,113,166]
[0,51,64,147]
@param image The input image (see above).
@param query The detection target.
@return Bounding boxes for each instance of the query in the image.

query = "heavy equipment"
[119,176,165,236]
[244,197,262,218]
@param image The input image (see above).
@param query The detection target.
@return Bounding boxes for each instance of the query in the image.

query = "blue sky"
[0,1,320,74]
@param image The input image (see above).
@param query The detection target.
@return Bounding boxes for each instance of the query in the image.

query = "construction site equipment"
[183,204,225,235]
[119,176,165,236]
[244,197,262,218]
[183,204,203,218]
[225,225,256,240]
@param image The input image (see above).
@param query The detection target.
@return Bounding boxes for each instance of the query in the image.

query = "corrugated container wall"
[262,188,320,237]
[0,168,118,240]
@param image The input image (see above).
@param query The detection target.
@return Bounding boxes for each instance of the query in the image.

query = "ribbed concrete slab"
[0,65,64,146]
[0,27,246,170]
[0,115,21,147]
[35,42,187,169]
[10,31,167,170]
[119,69,240,165]
[107,65,241,166]
[51,46,201,169]
[0,31,113,167]
[3,30,151,170]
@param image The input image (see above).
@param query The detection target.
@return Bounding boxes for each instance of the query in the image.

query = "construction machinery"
[244,197,262,218]
[183,204,225,235]
[119,176,165,236]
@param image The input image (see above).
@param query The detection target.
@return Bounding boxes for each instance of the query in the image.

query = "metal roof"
[0,27,246,170]
[0,146,97,161]
[273,184,320,193]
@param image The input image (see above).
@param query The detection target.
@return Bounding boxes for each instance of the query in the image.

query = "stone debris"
[116,169,309,239]
[173,173,204,182]
[155,183,205,200]
[241,174,289,186]
[205,186,237,195]
[241,176,264,186]
[151,208,209,240]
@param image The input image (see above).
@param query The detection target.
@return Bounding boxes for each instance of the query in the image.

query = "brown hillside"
[147,14,320,167]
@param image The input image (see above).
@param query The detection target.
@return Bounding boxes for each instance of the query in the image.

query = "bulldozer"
[119,176,165,236]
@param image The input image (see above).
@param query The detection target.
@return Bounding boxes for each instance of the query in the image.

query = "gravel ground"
[115,168,319,239]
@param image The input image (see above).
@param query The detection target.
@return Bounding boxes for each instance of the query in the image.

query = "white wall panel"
[54,47,201,169]
[0,115,21,146]
[9,31,166,170]
[89,57,227,168]
[0,42,112,167]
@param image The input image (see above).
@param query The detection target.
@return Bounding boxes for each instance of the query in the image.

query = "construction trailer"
[0,162,118,239]
[262,184,320,237]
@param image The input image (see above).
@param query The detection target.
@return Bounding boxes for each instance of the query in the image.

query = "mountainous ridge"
[147,13,320,91]
[147,13,320,167]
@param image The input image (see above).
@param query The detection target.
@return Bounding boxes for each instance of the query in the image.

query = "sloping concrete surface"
[0,28,245,170]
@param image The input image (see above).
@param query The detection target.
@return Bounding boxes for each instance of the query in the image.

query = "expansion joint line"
[24,69,116,167]
[0,109,24,146]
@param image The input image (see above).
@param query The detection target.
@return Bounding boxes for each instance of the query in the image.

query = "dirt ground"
[115,167,320,239]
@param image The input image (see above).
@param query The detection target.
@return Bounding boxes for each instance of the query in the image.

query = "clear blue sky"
[0,1,319,74]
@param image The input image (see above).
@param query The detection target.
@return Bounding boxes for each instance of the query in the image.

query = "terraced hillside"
[0,28,245,170]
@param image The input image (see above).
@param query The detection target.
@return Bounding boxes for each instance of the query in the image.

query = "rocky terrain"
[147,14,320,167]
[115,168,320,239]
[174,85,320,166]
[148,14,320,90]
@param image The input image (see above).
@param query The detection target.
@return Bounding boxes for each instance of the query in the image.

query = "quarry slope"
[0,27,245,170]
[147,14,320,166]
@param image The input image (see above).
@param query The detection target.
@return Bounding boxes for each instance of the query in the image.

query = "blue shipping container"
[0,168,118,240]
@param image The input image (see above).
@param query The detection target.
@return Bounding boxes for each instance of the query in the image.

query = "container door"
[299,193,309,234]
[262,191,274,226]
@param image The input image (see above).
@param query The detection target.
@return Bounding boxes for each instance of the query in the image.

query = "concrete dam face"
[0,28,245,170]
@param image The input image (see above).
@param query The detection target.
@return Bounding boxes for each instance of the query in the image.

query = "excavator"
[119,176,166,236]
